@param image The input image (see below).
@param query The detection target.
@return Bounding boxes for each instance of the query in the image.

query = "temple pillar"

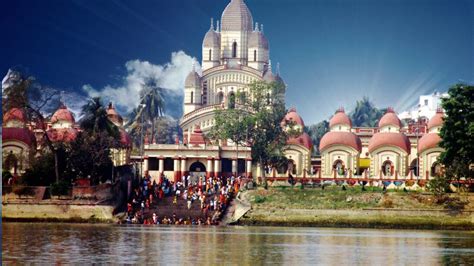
[214,158,221,178]
[181,157,187,179]
[245,158,252,178]
[173,157,180,183]
[158,157,164,183]
[232,158,237,176]
[143,156,149,176]
[207,157,213,178]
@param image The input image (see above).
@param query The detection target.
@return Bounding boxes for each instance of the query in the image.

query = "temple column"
[214,158,221,178]
[158,156,164,183]
[143,155,149,177]
[173,157,180,183]
[207,157,213,178]
[232,158,237,176]
[181,157,187,180]
[245,158,252,178]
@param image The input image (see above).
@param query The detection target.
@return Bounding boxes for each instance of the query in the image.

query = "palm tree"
[80,97,119,138]
[350,97,384,127]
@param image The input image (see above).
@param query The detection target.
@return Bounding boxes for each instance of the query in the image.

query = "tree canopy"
[349,96,385,127]
[439,84,474,180]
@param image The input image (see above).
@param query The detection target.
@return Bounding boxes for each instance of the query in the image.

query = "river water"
[2,222,474,265]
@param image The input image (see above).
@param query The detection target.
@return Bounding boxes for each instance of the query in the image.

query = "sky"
[1,0,473,124]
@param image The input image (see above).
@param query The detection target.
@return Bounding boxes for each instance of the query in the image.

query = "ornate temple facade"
[142,0,312,183]
[319,108,445,180]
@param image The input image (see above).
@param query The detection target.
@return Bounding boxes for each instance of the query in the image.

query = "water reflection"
[2,223,474,264]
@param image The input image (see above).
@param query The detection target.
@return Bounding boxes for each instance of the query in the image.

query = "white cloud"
[83,50,201,113]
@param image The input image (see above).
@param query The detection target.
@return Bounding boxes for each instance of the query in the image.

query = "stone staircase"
[143,194,218,221]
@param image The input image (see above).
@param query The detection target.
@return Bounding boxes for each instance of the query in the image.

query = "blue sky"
[1,0,473,124]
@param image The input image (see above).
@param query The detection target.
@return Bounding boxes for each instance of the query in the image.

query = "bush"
[444,197,468,212]
[254,195,266,204]
[13,186,36,198]
[427,175,450,198]
[51,180,71,197]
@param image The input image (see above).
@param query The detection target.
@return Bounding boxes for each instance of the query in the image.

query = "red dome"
[319,131,362,152]
[418,133,441,153]
[51,105,75,124]
[329,108,352,128]
[427,110,444,129]
[47,128,78,142]
[287,132,313,150]
[378,108,401,128]
[3,108,27,124]
[189,125,205,145]
[2,127,36,146]
[368,132,411,154]
[283,108,305,127]
[119,128,132,148]
[107,103,123,125]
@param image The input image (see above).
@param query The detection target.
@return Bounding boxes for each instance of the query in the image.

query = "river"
[2,222,474,264]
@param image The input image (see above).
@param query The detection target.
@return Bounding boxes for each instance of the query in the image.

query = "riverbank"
[2,200,117,223]
[236,187,474,230]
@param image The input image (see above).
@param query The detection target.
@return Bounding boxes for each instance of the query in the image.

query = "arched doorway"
[189,161,206,184]
[288,160,296,175]
[410,158,419,176]
[431,162,442,177]
[216,91,224,104]
[333,159,345,176]
[4,151,19,175]
[382,160,394,177]
[228,92,236,109]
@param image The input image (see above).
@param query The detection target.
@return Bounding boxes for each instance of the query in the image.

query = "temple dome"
[203,29,220,47]
[283,108,305,127]
[107,103,123,126]
[288,132,313,150]
[249,31,268,49]
[378,108,401,128]
[185,71,200,87]
[418,133,441,153]
[51,104,75,124]
[47,128,78,143]
[3,108,27,125]
[221,0,253,31]
[368,132,411,154]
[329,108,352,128]
[319,131,362,153]
[427,109,444,129]
[2,127,36,146]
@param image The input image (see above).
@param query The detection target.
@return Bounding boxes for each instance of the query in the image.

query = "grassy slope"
[238,186,474,230]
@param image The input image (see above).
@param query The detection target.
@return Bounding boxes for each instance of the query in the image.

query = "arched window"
[190,91,194,104]
[232,42,237,58]
[253,50,257,61]
[208,49,212,61]
[228,92,236,109]
[216,91,224,104]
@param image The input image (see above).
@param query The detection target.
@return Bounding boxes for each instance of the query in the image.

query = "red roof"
[378,108,402,128]
[287,132,313,150]
[51,105,75,124]
[119,128,132,148]
[2,127,36,146]
[47,128,78,142]
[319,131,362,152]
[329,108,352,128]
[368,132,411,154]
[283,108,305,127]
[189,125,205,145]
[427,109,444,129]
[418,133,441,153]
[3,108,27,124]
[107,103,123,125]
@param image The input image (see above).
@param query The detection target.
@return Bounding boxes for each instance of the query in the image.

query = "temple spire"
[260,24,264,33]
[210,17,214,30]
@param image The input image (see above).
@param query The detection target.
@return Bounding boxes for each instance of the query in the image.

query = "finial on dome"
[255,22,259,32]
[268,59,272,71]
[386,107,395,113]
[276,62,280,75]
[336,107,345,113]
[436,106,443,113]
[210,17,214,30]
[260,24,264,33]
[108,102,113,109]
[216,20,220,32]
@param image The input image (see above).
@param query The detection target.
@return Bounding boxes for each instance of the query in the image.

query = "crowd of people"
[123,172,248,225]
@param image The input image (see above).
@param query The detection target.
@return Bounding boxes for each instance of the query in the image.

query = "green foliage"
[349,96,385,127]
[20,152,56,186]
[80,97,119,139]
[210,80,288,176]
[2,75,31,114]
[254,195,266,203]
[51,179,71,196]
[439,84,474,180]
[427,175,450,198]
[306,120,329,155]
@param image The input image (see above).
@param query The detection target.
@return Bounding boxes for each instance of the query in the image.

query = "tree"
[439,84,474,180]
[349,97,385,127]
[306,120,329,155]
[210,81,288,185]
[80,97,119,138]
